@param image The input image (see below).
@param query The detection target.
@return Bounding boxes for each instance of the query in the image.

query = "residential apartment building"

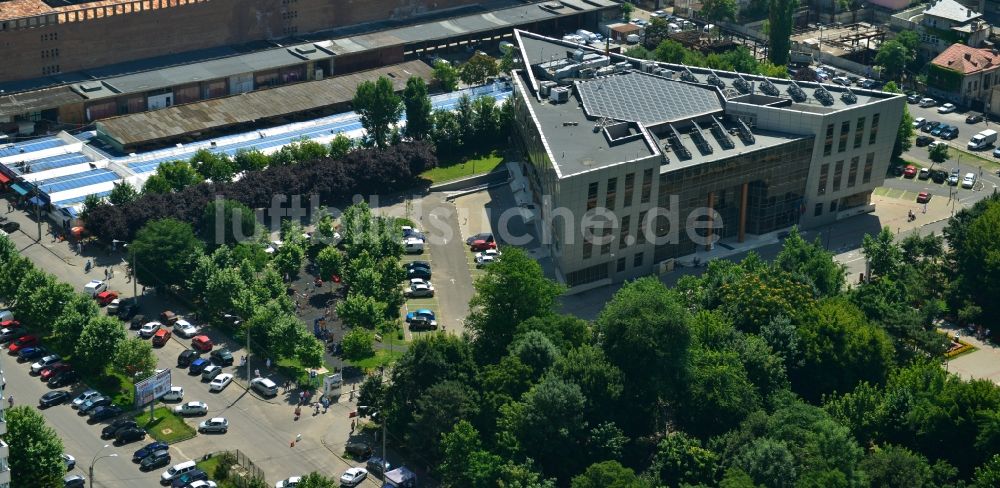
[890,0,992,59]
[928,43,1000,108]
[512,30,904,289]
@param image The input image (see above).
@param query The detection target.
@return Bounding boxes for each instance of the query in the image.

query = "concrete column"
[705,191,714,251]
[738,182,748,243]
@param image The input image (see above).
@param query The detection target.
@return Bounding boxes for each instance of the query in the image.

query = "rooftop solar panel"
[577,72,723,126]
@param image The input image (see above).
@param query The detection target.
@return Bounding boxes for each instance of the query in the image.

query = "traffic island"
[135,407,197,443]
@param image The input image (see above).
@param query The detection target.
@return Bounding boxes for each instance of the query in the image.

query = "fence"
[212,450,265,488]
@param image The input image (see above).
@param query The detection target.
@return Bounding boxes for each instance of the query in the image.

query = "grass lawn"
[194,457,238,488]
[350,348,405,370]
[134,407,197,444]
[421,151,504,184]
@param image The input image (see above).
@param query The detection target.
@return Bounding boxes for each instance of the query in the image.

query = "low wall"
[430,167,509,192]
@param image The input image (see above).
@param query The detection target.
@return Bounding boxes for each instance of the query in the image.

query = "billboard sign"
[135,369,172,406]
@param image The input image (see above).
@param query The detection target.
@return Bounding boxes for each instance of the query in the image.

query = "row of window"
[281,10,298,19]
[41,48,59,59]
[42,65,60,75]
[40,32,59,41]
[823,114,879,156]
[818,153,875,195]
[586,168,653,212]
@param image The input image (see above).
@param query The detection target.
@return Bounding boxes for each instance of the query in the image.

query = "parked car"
[967,114,985,123]
[102,418,139,439]
[129,314,146,330]
[405,280,435,298]
[405,309,435,322]
[173,401,209,416]
[39,390,71,408]
[8,334,39,353]
[40,363,72,381]
[64,475,86,488]
[88,404,123,422]
[115,427,146,444]
[178,349,199,368]
[345,441,372,459]
[948,169,960,185]
[931,124,948,137]
[340,467,368,487]
[117,301,138,321]
[942,126,960,140]
[406,266,431,280]
[160,310,179,325]
[198,417,229,433]
[406,261,431,271]
[962,172,977,188]
[476,254,497,268]
[83,279,107,297]
[139,321,162,339]
[906,93,921,104]
[912,117,926,128]
[275,477,302,488]
[139,449,171,471]
[188,358,210,374]
[409,316,438,331]
[49,370,80,387]
[19,346,48,361]
[95,290,118,306]
[915,135,933,146]
[0,221,18,233]
[162,386,184,402]
[470,239,497,251]
[201,365,222,381]
[919,97,937,107]
[209,373,234,392]
[921,121,941,133]
[72,390,101,409]
[210,348,233,366]
[367,457,391,478]
[63,453,76,470]
[903,165,917,178]
[152,329,172,347]
[0,324,25,342]
[932,170,948,184]
[938,102,957,113]
[78,396,110,415]
[186,481,218,488]
[831,76,850,86]
[170,469,208,488]
[31,354,62,374]
[172,320,198,338]
[918,167,931,180]
[250,377,278,397]
[133,441,170,462]
[191,335,213,352]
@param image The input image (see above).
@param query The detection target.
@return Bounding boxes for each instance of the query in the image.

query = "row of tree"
[356,204,1000,486]
[0,235,157,394]
[626,40,788,78]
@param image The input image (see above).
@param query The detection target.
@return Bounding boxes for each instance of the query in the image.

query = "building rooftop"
[923,0,981,23]
[577,71,724,126]
[931,43,1000,74]
[95,60,434,148]
[0,0,124,20]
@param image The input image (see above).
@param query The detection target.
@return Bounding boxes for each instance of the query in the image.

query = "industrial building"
[511,30,904,288]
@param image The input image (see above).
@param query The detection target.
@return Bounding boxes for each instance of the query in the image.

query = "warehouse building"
[511,30,905,288]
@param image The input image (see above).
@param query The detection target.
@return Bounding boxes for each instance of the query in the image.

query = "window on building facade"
[814,203,823,216]
[854,117,865,148]
[636,210,648,245]
[863,153,874,184]
[838,120,850,153]
[582,237,592,259]
[587,182,598,211]
[619,215,631,248]
[818,163,829,195]
[830,200,838,213]
[623,173,635,208]
[600,227,612,255]
[605,177,617,210]
[869,113,880,145]
[640,168,653,204]
[833,160,843,192]
[824,123,834,156]
[617,257,626,272]
[633,252,643,268]
[848,157,859,188]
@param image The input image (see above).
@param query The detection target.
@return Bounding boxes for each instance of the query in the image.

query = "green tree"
[75,315,128,373]
[860,444,935,488]
[315,246,344,282]
[875,40,911,82]
[132,218,204,288]
[644,17,672,48]
[953,201,1000,320]
[466,247,565,363]
[551,345,624,421]
[680,348,761,437]
[701,0,738,35]
[342,326,375,361]
[113,337,157,379]
[190,148,235,182]
[6,405,65,488]
[460,52,499,86]
[883,82,914,158]
[108,181,139,206]
[731,437,798,488]
[862,227,904,278]
[620,2,634,19]
[234,148,270,172]
[434,60,460,92]
[623,45,650,59]
[296,472,336,488]
[15,275,73,335]
[928,142,950,167]
[654,39,688,63]
[408,380,481,464]
[50,293,99,353]
[353,75,403,148]
[403,76,433,141]
[500,43,516,73]
[974,454,1000,488]
[439,421,505,487]
[774,226,846,296]
[295,333,326,368]
[337,293,388,330]
[768,0,798,65]
[202,199,258,247]
[508,330,559,380]
[148,159,203,193]
[273,241,305,278]
[516,314,591,352]
[651,433,720,486]
[571,461,648,488]
[328,133,354,159]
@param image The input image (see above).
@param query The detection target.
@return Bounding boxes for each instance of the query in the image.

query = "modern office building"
[511,30,904,288]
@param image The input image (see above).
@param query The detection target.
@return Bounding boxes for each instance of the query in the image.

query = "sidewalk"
[940,324,1000,385]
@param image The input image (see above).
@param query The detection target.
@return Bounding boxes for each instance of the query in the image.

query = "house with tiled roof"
[891,0,992,59]
[927,43,1000,107]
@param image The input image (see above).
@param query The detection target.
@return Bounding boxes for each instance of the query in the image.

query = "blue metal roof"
[0,137,66,158]
[36,169,118,194]
[22,153,91,174]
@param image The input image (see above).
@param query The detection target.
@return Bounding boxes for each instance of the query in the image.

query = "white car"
[476,254,497,268]
[187,481,218,488]
[209,373,234,391]
[172,320,198,338]
[405,279,434,298]
[475,249,501,260]
[919,98,937,107]
[173,401,208,416]
[138,321,162,338]
[107,298,121,314]
[340,467,368,487]
[962,172,976,188]
[831,76,850,86]
[938,103,957,114]
[912,117,926,128]
[275,477,301,488]
[161,386,184,402]
[83,279,107,297]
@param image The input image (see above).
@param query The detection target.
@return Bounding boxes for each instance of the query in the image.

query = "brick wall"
[0,0,478,83]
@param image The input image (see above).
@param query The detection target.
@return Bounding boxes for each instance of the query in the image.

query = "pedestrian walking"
[7,395,12,407]
[6,203,11,213]
[266,358,272,369]
[351,419,356,433]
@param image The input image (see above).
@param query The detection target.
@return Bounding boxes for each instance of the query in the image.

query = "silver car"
[198,417,228,433]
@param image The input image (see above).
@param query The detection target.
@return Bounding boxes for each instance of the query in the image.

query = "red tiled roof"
[931,43,1000,75]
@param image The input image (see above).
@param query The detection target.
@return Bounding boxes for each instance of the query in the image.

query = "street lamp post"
[89,444,118,488]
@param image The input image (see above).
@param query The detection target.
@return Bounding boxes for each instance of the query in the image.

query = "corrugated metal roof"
[96,60,434,146]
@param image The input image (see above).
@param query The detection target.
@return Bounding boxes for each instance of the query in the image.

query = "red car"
[95,290,119,306]
[152,329,172,347]
[470,239,497,252]
[191,335,213,352]
[40,363,72,380]
[903,165,917,178]
[0,320,20,329]
[8,335,39,353]
[917,191,931,203]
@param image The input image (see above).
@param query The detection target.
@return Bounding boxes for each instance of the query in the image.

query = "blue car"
[405,309,435,322]
[18,346,46,361]
[188,358,209,374]
[132,441,169,462]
